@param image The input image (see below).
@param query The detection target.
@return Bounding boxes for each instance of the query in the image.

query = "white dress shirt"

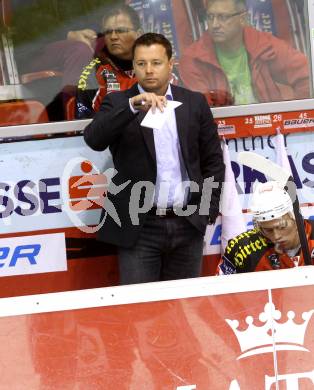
[130,84,190,208]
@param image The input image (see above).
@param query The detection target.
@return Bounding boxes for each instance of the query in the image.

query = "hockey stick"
[238,151,312,265]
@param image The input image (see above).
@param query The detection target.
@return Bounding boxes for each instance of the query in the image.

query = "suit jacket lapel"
[171,85,189,163]
[126,84,156,163]
[125,84,190,165]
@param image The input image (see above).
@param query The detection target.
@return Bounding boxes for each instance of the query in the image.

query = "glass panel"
[1,0,113,124]
[0,291,276,388]
[0,0,312,126]
[271,285,314,388]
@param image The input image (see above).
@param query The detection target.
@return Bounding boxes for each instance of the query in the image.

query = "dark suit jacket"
[84,83,224,247]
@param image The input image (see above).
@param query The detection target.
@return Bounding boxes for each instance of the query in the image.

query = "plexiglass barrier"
[0,0,313,126]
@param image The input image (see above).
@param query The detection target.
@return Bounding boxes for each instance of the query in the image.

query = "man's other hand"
[67,29,97,52]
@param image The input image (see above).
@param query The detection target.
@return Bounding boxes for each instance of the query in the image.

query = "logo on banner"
[0,157,112,232]
[61,157,130,233]
[0,159,107,220]
[283,118,314,129]
[254,115,272,128]
[224,302,314,389]
[68,160,107,211]
[226,302,314,359]
[0,233,67,277]
[0,156,219,233]
[218,124,236,135]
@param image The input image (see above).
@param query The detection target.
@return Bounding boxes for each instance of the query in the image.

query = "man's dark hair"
[102,4,141,31]
[132,33,172,59]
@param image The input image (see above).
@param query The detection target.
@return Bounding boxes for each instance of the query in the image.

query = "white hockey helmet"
[250,181,293,222]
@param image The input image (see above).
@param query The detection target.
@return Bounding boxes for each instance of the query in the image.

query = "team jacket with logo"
[92,61,136,113]
[217,220,314,274]
[76,52,136,119]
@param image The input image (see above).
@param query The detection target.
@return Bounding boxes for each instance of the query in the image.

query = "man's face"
[258,213,299,252]
[103,14,140,60]
[133,44,173,95]
[206,0,245,45]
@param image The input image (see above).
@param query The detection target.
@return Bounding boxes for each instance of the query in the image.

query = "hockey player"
[217,181,314,274]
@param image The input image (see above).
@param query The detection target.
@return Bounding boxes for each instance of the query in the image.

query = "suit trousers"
[118,214,204,285]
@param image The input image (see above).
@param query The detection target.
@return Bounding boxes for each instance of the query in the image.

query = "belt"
[148,207,178,218]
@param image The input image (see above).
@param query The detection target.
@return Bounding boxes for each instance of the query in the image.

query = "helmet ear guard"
[250,181,294,223]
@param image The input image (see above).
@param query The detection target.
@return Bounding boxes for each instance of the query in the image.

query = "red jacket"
[217,220,314,274]
[92,61,137,113]
[76,39,137,118]
[179,27,310,105]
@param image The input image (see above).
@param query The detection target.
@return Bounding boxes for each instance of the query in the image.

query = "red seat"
[65,96,76,120]
[1,0,11,28]
[0,100,48,126]
[21,70,63,84]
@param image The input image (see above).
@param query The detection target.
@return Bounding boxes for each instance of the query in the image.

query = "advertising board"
[0,267,313,389]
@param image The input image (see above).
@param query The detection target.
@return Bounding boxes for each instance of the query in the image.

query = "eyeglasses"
[103,27,135,36]
[207,11,245,23]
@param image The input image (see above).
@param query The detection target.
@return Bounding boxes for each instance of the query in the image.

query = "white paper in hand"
[140,100,182,130]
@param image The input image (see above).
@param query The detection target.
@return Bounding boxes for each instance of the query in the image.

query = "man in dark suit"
[84,33,224,284]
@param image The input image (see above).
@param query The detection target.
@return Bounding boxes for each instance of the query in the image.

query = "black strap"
[309,219,314,240]
[286,176,312,265]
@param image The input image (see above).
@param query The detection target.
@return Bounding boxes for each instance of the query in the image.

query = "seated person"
[76,4,142,118]
[179,0,310,106]
[217,181,314,274]
[11,1,132,119]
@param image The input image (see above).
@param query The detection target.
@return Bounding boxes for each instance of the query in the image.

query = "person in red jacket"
[217,181,314,274]
[179,0,310,106]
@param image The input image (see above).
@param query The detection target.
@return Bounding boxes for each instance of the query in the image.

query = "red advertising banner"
[217,110,314,138]
[0,267,313,389]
